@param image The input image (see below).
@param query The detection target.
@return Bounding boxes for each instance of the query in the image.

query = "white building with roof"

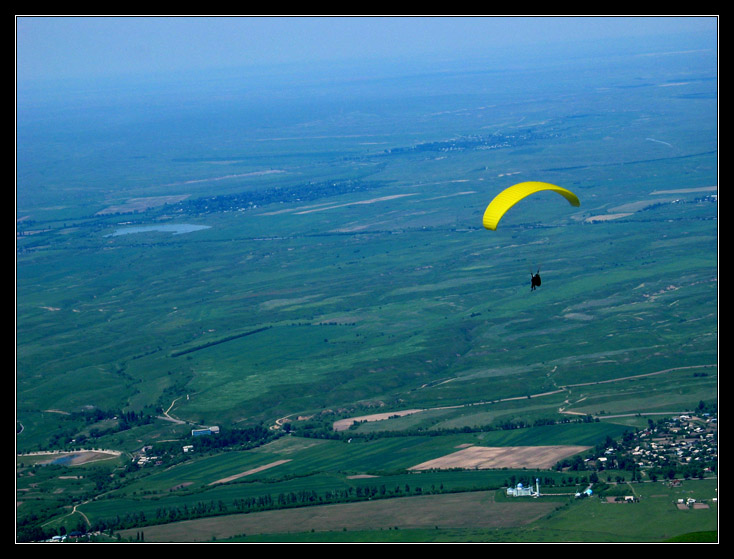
[506,478,540,497]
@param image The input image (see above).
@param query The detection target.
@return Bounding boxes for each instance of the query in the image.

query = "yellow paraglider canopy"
[482,181,580,231]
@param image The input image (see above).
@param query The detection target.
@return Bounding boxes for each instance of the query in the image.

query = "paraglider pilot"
[531,270,541,291]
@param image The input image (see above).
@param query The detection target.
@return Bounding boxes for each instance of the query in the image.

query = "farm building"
[191,425,220,437]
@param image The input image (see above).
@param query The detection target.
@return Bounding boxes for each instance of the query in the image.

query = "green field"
[112,478,717,543]
[16,32,717,543]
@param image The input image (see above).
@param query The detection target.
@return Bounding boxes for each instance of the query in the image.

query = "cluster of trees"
[146,424,278,467]
[87,469,605,534]
[46,408,155,449]
[294,412,598,440]
[185,425,275,452]
[87,481,485,533]
[176,179,388,215]
[383,129,548,156]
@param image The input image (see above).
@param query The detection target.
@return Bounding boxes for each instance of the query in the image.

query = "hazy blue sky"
[16,16,717,86]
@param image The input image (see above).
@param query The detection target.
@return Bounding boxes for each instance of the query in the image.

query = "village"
[587,411,718,482]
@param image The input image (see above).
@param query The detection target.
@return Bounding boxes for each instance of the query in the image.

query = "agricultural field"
[113,478,718,543]
[16,22,717,543]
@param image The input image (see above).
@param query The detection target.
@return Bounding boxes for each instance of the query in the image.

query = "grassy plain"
[114,478,717,543]
[16,40,717,542]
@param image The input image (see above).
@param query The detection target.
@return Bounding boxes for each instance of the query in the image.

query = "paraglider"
[482,181,580,231]
[481,182,579,293]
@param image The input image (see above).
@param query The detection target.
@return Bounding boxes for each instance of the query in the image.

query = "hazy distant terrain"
[16,34,717,542]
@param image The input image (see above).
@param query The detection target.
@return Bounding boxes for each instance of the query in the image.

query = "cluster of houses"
[589,413,717,476]
[43,531,89,542]
[628,414,717,473]
[505,413,717,500]
[133,445,162,467]
[132,426,221,465]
